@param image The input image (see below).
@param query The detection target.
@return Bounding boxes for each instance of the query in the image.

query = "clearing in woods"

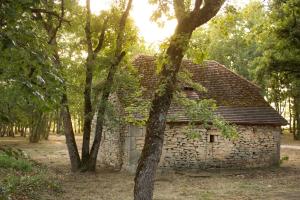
[0,134,300,200]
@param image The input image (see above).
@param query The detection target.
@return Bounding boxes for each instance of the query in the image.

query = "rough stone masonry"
[97,124,281,172]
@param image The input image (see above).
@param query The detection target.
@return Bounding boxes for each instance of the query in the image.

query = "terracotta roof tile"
[132,55,287,126]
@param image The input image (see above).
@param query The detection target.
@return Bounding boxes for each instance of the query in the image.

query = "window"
[209,135,216,143]
[183,86,194,91]
[183,86,199,99]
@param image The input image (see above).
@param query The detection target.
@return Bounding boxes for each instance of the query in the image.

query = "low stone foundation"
[97,124,281,172]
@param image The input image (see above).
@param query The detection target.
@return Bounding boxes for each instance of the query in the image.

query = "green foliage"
[0,153,32,172]
[1,172,62,200]
[0,0,63,132]
[253,0,300,136]
[0,0,142,138]
[118,65,151,126]
[185,0,299,136]
[174,91,238,139]
[176,65,237,139]
[187,1,266,80]
[280,155,289,165]
[0,148,61,200]
[178,70,207,93]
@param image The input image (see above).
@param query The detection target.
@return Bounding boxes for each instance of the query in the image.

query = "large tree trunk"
[134,1,225,199]
[134,28,191,200]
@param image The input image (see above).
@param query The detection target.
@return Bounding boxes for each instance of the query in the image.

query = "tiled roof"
[132,55,287,126]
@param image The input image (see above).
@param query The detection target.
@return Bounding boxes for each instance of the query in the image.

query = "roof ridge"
[133,54,156,60]
[135,55,261,91]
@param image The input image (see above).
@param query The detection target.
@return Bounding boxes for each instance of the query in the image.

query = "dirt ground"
[0,134,300,200]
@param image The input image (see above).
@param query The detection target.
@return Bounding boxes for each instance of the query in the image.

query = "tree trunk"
[57,109,63,135]
[78,115,82,134]
[289,96,293,134]
[87,53,126,171]
[86,0,133,171]
[43,115,51,140]
[134,1,225,199]
[294,94,300,140]
[81,0,108,168]
[61,93,81,171]
[81,57,94,166]
[0,126,4,137]
[81,0,93,164]
[134,30,191,200]
[29,112,43,143]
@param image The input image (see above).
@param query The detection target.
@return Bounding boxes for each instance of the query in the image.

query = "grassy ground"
[0,147,62,200]
[0,133,299,200]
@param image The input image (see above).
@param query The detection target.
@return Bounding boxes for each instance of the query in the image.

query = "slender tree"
[86,0,133,171]
[134,0,225,199]
[32,0,81,171]
[81,0,108,168]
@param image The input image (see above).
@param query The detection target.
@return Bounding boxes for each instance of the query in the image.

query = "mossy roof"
[132,55,287,126]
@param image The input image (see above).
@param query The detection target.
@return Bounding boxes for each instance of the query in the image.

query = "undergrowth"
[0,147,62,200]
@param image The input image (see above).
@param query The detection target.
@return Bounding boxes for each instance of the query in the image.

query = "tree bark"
[81,0,108,168]
[81,0,94,166]
[33,0,82,171]
[87,52,126,171]
[61,93,81,171]
[294,91,300,140]
[86,0,133,171]
[82,55,94,165]
[134,27,191,200]
[29,112,43,143]
[289,96,293,134]
[134,1,225,199]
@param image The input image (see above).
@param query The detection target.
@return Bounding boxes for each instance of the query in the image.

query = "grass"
[198,191,215,200]
[0,153,33,172]
[0,148,62,200]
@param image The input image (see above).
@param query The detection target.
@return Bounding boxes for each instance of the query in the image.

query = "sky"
[78,0,251,46]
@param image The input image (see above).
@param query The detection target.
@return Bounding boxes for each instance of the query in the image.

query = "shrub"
[0,148,62,200]
[0,153,33,172]
[1,173,61,199]
[280,155,289,165]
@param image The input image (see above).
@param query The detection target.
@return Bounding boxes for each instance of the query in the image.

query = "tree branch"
[48,0,66,44]
[115,0,133,56]
[193,0,203,12]
[93,17,108,54]
[32,11,50,32]
[191,0,225,29]
[173,0,186,21]
[31,8,70,23]
[85,0,93,55]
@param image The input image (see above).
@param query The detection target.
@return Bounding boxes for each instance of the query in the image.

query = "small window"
[183,86,199,99]
[183,86,194,91]
[209,135,215,143]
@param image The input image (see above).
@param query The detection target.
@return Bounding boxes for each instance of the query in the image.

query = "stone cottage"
[95,55,287,172]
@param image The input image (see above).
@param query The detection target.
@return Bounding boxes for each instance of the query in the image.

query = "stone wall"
[96,123,124,169]
[90,94,125,169]
[97,123,281,172]
[161,124,281,169]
